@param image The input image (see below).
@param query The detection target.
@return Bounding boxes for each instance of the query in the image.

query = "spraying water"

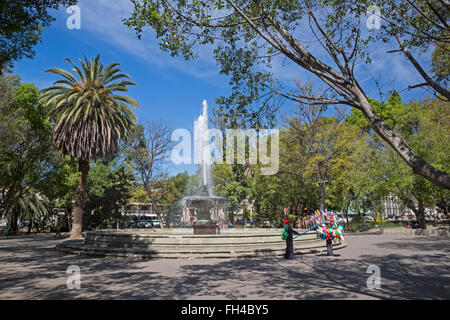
[182,100,227,233]
[194,99,213,196]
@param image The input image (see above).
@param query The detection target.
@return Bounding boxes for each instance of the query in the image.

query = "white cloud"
[60,0,226,85]
[53,1,433,100]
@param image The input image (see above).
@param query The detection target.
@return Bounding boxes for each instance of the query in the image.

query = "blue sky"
[11,0,434,176]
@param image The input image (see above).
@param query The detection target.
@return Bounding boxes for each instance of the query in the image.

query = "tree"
[326,0,449,100]
[345,91,404,132]
[287,107,342,210]
[130,184,151,214]
[40,55,139,239]
[7,188,50,234]
[347,96,449,228]
[0,0,77,72]
[343,134,388,224]
[124,121,173,228]
[217,181,250,222]
[124,0,450,189]
[385,98,449,228]
[44,156,79,232]
[84,160,134,230]
[159,172,191,226]
[0,78,58,231]
[431,41,449,86]
[324,121,366,221]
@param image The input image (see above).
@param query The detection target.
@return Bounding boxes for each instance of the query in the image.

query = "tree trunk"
[416,199,427,229]
[8,210,18,235]
[318,176,325,212]
[152,203,164,230]
[440,196,449,218]
[69,159,90,239]
[344,199,350,225]
[404,197,427,229]
[144,182,164,230]
[354,88,450,189]
[63,207,71,232]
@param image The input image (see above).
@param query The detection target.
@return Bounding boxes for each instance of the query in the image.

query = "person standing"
[325,222,334,256]
[284,219,300,259]
[326,233,333,256]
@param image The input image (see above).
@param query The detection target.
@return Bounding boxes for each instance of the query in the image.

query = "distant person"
[283,219,300,260]
[325,222,334,256]
[326,234,333,256]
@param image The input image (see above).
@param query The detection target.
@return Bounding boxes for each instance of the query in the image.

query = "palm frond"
[40,55,139,161]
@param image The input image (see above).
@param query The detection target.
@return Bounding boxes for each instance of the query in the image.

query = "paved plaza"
[0,233,449,299]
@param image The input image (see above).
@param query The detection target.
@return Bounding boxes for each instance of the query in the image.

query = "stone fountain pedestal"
[193,220,217,235]
[184,185,226,235]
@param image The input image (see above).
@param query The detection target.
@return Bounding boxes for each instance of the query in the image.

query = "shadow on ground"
[0,235,449,299]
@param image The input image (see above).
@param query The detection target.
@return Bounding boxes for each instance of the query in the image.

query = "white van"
[130,214,159,228]
[151,220,161,228]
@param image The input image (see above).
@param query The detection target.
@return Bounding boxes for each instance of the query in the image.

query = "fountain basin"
[56,228,346,259]
[193,220,217,234]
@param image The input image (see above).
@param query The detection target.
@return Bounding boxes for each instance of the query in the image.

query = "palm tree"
[6,188,50,235]
[40,55,139,239]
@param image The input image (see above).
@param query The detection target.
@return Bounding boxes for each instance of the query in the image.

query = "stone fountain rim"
[182,195,228,200]
[83,229,318,239]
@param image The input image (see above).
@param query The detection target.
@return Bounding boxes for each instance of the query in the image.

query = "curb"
[380,227,450,237]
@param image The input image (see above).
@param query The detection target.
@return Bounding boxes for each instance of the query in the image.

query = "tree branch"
[394,34,450,100]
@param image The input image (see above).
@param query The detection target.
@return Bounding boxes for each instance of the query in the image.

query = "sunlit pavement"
[0,233,449,299]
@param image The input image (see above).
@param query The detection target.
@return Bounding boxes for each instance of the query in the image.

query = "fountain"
[182,100,227,234]
[56,100,346,259]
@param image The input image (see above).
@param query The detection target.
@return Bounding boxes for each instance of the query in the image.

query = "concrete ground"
[0,233,449,300]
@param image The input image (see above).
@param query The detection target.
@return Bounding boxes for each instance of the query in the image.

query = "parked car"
[127,219,138,228]
[337,216,352,223]
[359,224,371,232]
[410,222,420,229]
[152,220,161,228]
[136,221,153,228]
[258,220,273,228]
[136,221,144,228]
[235,219,253,226]
[336,216,345,224]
